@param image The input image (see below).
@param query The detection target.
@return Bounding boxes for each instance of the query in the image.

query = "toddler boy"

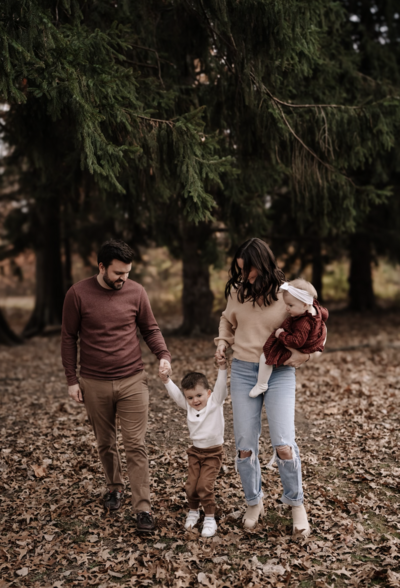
[159,358,227,537]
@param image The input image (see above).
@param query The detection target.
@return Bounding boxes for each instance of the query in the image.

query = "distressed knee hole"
[276,445,292,460]
[239,450,252,459]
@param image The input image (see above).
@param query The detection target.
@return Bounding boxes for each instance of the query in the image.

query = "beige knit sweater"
[214,289,288,363]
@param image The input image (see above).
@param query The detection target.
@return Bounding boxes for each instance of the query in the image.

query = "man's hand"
[159,359,172,379]
[69,383,83,403]
[283,348,310,368]
[159,370,170,384]
[275,328,284,338]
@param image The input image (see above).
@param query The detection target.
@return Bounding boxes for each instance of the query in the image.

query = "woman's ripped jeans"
[230,359,303,506]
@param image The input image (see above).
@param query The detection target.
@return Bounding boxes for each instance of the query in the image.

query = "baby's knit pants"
[185,445,224,515]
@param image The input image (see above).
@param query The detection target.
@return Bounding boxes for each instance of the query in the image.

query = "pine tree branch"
[124,59,158,70]
[251,74,399,110]
[249,73,359,187]
[129,43,165,86]
[131,113,176,126]
[274,98,355,185]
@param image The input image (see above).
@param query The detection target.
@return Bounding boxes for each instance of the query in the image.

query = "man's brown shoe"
[137,511,155,534]
[103,490,124,511]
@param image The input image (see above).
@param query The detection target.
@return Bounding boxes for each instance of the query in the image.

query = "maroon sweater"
[61,276,171,385]
[263,301,328,367]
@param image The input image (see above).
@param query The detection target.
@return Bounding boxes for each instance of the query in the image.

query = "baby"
[250,279,328,398]
[159,358,228,538]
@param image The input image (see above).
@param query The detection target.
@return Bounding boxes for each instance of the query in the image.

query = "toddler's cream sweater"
[214,289,288,363]
[164,369,228,448]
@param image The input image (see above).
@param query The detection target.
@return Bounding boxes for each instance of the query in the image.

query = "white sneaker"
[201,517,217,538]
[184,510,200,530]
[249,384,268,398]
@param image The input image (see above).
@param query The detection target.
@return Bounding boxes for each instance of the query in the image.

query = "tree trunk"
[179,222,216,335]
[23,196,65,337]
[312,239,324,303]
[0,309,22,346]
[348,233,375,311]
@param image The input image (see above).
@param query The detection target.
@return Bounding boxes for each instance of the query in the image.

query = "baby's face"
[183,384,211,411]
[283,291,308,317]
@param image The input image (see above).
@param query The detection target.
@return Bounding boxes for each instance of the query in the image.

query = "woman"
[215,238,315,536]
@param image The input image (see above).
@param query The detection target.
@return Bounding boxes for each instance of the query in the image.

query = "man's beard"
[103,271,125,290]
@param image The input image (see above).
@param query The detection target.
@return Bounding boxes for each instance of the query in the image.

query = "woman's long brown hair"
[225,238,285,306]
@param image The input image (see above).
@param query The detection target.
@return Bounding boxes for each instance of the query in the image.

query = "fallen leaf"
[108,571,123,578]
[16,567,29,577]
[197,572,215,587]
[262,563,286,576]
[333,567,352,578]
[31,464,47,477]
[87,535,99,543]
[388,570,400,587]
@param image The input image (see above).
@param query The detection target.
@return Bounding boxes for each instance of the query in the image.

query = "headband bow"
[280,282,314,305]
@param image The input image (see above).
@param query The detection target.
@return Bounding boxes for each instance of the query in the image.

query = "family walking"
[61,237,328,538]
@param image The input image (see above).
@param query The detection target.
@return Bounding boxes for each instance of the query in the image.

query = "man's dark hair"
[181,372,210,391]
[98,240,134,268]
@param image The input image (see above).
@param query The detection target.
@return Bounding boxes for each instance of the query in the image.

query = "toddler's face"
[283,291,308,317]
[183,384,212,411]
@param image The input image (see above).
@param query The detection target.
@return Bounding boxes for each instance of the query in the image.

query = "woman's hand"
[283,348,310,368]
[215,342,227,361]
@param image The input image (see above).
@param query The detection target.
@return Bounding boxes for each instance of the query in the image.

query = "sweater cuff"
[214,337,231,348]
[67,376,79,386]
[157,352,172,363]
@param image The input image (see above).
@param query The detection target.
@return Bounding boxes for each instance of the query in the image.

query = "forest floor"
[1,311,400,588]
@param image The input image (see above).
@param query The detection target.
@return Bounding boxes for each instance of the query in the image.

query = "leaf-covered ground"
[1,312,400,588]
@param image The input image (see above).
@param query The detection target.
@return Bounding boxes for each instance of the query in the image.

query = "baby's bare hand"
[275,328,284,338]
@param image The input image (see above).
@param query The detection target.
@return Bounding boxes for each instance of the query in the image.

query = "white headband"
[280,282,314,305]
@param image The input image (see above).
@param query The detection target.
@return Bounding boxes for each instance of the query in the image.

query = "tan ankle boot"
[243,501,264,529]
[292,504,311,537]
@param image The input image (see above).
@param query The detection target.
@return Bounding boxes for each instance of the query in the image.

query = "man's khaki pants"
[80,371,150,512]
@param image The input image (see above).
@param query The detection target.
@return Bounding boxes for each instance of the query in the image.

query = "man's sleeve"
[61,287,81,386]
[137,287,172,363]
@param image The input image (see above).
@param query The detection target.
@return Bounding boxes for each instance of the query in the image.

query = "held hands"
[215,342,228,370]
[159,358,172,384]
[216,355,227,370]
[68,384,83,404]
[275,328,284,338]
[215,342,226,361]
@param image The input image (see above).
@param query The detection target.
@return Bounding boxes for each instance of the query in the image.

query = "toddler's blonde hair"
[288,278,318,300]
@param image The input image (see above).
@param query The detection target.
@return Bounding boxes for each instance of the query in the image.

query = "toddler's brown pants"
[185,445,224,516]
[80,371,150,513]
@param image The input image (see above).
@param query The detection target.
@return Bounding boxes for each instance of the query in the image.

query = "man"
[61,239,171,533]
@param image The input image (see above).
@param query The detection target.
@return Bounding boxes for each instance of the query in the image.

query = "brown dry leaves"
[1,311,400,587]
